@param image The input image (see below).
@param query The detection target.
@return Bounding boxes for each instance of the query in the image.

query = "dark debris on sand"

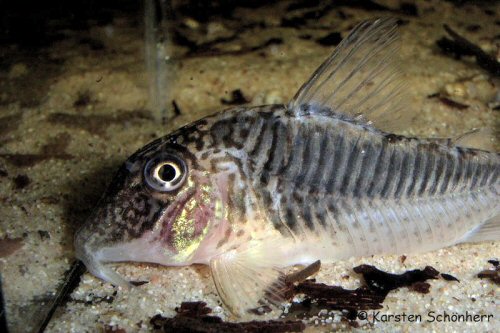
[477,260,500,285]
[150,302,305,333]
[353,264,439,296]
[438,97,469,110]
[0,132,74,168]
[441,273,460,282]
[437,24,500,77]
[149,262,462,331]
[221,89,250,105]
[293,281,385,312]
[284,262,449,325]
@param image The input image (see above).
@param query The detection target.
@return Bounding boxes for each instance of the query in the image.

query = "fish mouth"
[74,224,133,288]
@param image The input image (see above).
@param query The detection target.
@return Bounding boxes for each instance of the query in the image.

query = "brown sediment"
[187,37,283,58]
[292,281,385,312]
[78,38,105,51]
[427,93,471,110]
[47,110,153,137]
[285,260,322,285]
[409,281,431,293]
[438,97,469,110]
[315,32,342,46]
[221,89,250,105]
[0,132,73,167]
[0,154,51,168]
[0,237,23,258]
[172,100,182,116]
[487,259,499,267]
[465,24,481,32]
[12,174,31,189]
[103,325,126,333]
[172,23,286,58]
[477,260,500,285]
[0,114,22,138]
[73,90,94,108]
[39,196,61,205]
[284,264,446,324]
[71,293,115,306]
[37,230,50,241]
[130,281,149,286]
[437,24,500,77]
[282,1,414,29]
[441,273,460,282]
[353,264,440,296]
[150,302,306,333]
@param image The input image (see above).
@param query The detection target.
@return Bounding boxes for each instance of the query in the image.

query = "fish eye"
[144,154,187,192]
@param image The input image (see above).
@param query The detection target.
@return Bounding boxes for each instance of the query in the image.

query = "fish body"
[74,18,499,313]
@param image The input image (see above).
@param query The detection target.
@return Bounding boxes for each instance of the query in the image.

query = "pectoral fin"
[209,245,285,315]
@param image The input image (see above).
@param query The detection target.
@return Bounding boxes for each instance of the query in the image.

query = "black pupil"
[158,163,177,182]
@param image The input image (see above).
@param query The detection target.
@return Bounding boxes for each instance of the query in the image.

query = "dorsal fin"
[289,18,411,133]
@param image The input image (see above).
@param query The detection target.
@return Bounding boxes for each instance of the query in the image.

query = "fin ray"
[209,241,285,315]
[289,18,412,133]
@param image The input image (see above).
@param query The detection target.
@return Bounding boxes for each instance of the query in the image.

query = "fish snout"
[74,211,133,288]
[74,229,132,288]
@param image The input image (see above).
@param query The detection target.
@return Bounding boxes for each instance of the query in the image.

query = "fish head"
[74,119,233,287]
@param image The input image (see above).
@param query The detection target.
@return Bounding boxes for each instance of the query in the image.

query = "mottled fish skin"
[74,18,499,313]
[204,105,499,258]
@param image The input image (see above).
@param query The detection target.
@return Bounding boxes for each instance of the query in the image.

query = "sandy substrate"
[0,1,498,332]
